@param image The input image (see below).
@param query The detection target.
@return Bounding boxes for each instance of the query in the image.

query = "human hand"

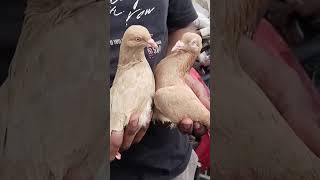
[110,112,152,161]
[178,74,210,137]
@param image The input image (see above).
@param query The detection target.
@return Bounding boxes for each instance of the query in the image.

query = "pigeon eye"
[136,37,141,41]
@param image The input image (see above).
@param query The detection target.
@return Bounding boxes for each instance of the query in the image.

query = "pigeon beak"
[147,39,158,49]
[171,40,185,52]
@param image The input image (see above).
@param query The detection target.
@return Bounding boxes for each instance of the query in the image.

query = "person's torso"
[109,1,192,179]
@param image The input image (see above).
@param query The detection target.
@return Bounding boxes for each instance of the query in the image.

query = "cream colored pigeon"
[110,25,157,136]
[153,32,210,128]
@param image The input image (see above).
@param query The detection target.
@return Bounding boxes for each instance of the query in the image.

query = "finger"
[110,131,124,161]
[193,122,207,138]
[178,118,193,134]
[133,111,152,144]
[133,122,150,144]
[120,113,140,151]
[149,111,153,120]
[115,152,121,160]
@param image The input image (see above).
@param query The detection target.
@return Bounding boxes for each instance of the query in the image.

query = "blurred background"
[266,0,320,91]
[0,1,25,86]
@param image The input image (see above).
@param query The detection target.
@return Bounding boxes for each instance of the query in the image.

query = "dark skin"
[110,23,210,161]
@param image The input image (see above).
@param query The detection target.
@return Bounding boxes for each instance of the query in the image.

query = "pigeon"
[110,25,157,136]
[153,32,210,128]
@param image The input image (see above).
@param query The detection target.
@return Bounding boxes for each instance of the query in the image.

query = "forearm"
[166,23,198,55]
[239,36,320,157]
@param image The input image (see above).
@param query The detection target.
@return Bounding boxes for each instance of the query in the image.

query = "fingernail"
[115,152,121,160]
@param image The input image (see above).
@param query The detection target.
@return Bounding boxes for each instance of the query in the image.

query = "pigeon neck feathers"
[118,44,146,68]
[171,50,198,75]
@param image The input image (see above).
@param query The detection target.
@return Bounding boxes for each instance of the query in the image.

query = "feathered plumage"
[110,25,156,135]
[153,32,210,128]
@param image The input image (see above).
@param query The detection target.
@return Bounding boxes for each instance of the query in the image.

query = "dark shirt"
[109,0,198,179]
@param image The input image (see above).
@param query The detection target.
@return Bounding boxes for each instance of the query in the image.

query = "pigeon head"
[171,32,202,55]
[121,25,158,50]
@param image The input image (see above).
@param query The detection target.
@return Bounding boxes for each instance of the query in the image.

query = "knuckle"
[122,143,131,151]
[121,145,128,151]
[127,127,138,135]
[111,140,122,149]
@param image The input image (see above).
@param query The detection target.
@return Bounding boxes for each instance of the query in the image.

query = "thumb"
[110,131,123,161]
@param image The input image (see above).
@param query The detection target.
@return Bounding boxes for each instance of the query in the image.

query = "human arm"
[239,35,320,157]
